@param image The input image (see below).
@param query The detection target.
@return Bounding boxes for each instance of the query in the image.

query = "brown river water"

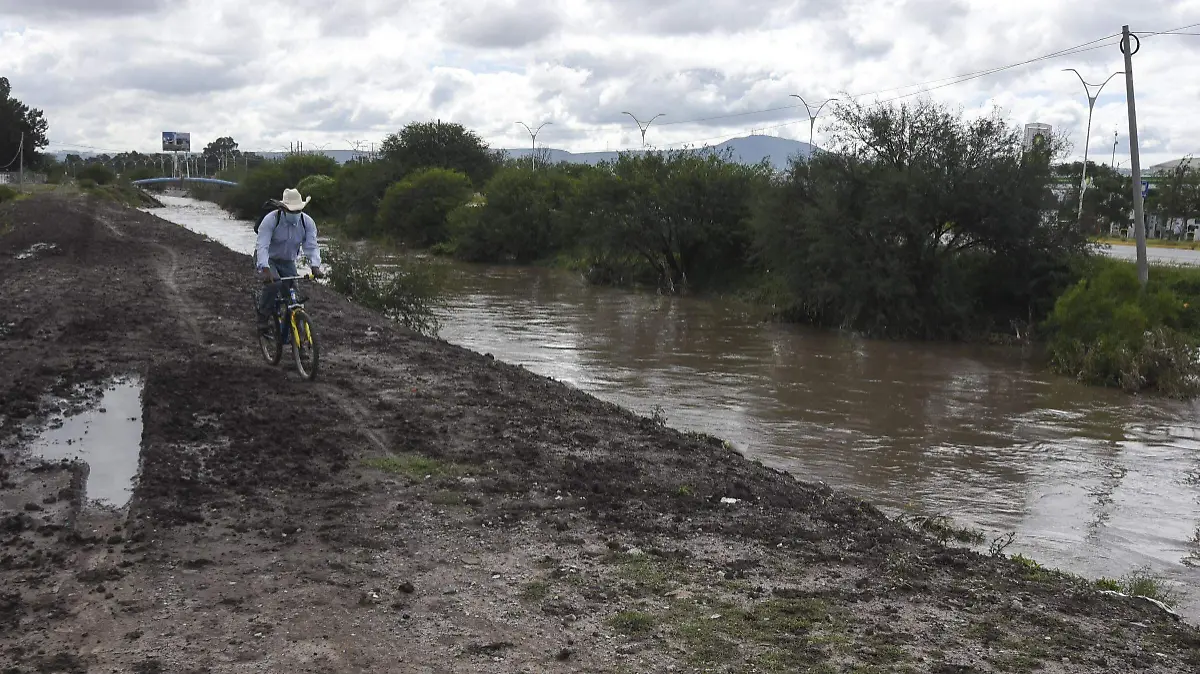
[147,195,1200,620]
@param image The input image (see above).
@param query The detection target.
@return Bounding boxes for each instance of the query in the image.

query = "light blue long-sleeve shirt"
[255,210,321,270]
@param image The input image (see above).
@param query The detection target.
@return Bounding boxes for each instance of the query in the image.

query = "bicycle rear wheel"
[291,310,319,380]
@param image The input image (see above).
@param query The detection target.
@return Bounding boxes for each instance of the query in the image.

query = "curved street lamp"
[621,112,665,148]
[1063,68,1124,225]
[516,121,553,166]
[789,94,839,157]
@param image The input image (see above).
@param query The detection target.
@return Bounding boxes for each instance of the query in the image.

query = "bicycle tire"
[291,310,319,380]
[259,315,283,365]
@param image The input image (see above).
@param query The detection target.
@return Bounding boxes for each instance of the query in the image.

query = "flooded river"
[146,195,1200,619]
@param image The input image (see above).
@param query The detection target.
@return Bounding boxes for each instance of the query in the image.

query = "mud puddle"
[30,377,144,507]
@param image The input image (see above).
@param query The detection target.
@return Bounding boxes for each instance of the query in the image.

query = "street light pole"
[789,95,838,158]
[621,112,665,148]
[1062,68,1123,226]
[516,121,552,167]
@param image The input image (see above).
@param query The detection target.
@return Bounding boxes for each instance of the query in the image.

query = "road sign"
[162,132,191,152]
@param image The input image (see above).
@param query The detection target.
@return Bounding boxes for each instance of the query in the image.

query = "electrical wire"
[649,33,1121,129]
[0,134,24,170]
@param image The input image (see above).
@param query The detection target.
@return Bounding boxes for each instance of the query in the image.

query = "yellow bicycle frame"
[289,311,313,348]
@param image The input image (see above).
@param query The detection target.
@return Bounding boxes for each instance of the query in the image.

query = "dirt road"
[3,192,1199,673]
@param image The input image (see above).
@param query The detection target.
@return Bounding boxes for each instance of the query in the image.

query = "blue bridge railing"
[131,177,239,187]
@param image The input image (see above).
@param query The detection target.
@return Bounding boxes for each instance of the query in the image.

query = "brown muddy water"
[147,195,1200,620]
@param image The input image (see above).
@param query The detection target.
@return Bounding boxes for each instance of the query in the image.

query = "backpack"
[255,200,305,234]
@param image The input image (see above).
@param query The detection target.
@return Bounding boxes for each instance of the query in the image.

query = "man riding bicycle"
[256,187,324,331]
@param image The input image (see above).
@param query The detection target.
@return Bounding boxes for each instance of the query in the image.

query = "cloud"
[0,0,1196,167]
[442,0,563,48]
[0,0,167,19]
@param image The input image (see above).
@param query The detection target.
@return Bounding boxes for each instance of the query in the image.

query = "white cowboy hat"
[279,188,311,212]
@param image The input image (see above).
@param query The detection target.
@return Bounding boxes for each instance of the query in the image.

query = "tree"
[203,136,241,171]
[1146,159,1199,237]
[78,163,116,185]
[295,174,338,218]
[0,77,49,168]
[450,164,579,263]
[376,168,474,247]
[380,120,499,186]
[1055,161,1132,235]
[753,99,1088,339]
[572,150,770,293]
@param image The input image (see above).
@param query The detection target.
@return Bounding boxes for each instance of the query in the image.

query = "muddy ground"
[1,192,1198,673]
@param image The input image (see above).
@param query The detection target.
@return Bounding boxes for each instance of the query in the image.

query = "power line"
[650,33,1121,129]
[641,36,1124,153]
[1134,21,1200,36]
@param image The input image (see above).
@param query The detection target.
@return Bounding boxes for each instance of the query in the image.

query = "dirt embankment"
[2,192,1198,673]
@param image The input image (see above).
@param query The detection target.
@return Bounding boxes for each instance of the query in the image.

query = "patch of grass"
[900,514,985,546]
[519,581,550,602]
[1094,577,1122,592]
[1121,567,1177,606]
[428,490,464,506]
[615,557,675,597]
[362,453,464,479]
[609,610,656,635]
[675,484,694,497]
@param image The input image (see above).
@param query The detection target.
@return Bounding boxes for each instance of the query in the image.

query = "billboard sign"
[162,132,191,152]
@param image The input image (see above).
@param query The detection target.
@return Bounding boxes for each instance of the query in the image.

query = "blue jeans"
[258,258,298,318]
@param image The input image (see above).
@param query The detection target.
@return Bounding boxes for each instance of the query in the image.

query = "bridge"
[131,177,239,187]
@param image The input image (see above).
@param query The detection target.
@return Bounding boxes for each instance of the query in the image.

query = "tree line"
[212,103,1095,344]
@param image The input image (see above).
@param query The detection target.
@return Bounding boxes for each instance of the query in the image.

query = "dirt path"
[2,192,1199,673]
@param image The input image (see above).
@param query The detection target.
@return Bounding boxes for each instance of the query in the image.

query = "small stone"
[581,544,605,558]
[398,581,415,594]
[626,547,646,557]
[555,648,572,661]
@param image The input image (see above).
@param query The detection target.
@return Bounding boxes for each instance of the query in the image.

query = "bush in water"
[323,242,445,338]
[449,164,578,264]
[296,174,338,218]
[753,99,1088,340]
[224,155,340,220]
[1045,258,1200,397]
[376,167,473,247]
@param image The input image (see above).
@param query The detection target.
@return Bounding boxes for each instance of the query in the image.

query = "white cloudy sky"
[0,0,1197,166]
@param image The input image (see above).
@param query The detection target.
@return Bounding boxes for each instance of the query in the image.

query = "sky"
[0,0,1197,166]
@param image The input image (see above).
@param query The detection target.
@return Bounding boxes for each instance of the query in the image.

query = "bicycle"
[257,274,320,380]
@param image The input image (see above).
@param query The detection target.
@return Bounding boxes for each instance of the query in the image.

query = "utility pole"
[516,121,552,167]
[1062,69,1122,226]
[1122,25,1148,287]
[17,132,24,190]
[1111,130,1118,167]
[622,112,665,148]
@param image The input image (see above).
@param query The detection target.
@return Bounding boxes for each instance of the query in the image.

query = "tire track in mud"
[317,386,390,454]
[93,209,204,347]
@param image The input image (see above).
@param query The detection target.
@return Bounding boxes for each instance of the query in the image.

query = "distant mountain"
[49,135,814,172]
[502,135,814,172]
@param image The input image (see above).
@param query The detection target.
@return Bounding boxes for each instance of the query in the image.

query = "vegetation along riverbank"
[162,99,1200,398]
[3,190,1200,673]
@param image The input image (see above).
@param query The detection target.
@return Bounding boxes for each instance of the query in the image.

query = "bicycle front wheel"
[259,315,283,365]
[291,310,319,381]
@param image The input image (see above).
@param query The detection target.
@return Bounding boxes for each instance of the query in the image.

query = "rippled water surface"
[146,195,1200,620]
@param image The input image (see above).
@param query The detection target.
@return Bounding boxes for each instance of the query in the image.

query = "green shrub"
[78,178,97,189]
[0,185,17,203]
[78,163,116,185]
[1046,259,1200,397]
[376,167,473,247]
[323,242,444,337]
[296,174,338,217]
[450,165,577,264]
[223,154,340,220]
